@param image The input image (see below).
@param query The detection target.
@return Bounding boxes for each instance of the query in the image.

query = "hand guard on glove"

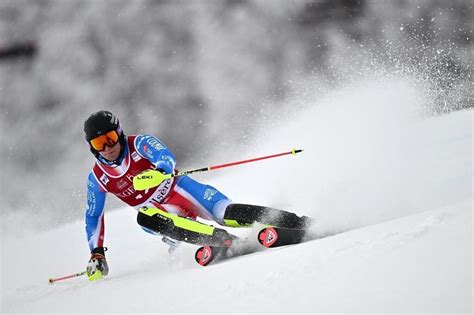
[86,247,109,282]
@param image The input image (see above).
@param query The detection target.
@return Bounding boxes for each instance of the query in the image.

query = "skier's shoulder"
[87,171,105,193]
[134,134,168,152]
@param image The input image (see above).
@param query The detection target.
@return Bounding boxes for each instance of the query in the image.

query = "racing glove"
[86,247,109,281]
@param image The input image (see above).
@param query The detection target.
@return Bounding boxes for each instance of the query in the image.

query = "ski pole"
[48,271,86,284]
[179,148,304,175]
[133,148,304,190]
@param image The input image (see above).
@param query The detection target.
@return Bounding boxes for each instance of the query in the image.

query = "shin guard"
[137,207,237,246]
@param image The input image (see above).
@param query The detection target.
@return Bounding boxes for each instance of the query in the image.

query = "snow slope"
[2,200,472,313]
[2,80,472,313]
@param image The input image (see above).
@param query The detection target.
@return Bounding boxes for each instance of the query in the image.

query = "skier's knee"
[211,199,232,225]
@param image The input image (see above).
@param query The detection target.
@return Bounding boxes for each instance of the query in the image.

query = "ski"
[257,226,308,248]
[195,227,314,266]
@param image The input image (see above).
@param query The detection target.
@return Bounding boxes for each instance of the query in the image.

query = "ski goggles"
[89,130,120,151]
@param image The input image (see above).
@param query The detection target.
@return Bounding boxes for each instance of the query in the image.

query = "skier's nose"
[103,144,114,154]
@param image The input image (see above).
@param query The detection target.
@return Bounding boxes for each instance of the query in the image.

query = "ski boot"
[222,203,314,230]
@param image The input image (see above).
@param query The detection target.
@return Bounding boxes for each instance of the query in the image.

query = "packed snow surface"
[2,81,472,313]
[3,200,472,313]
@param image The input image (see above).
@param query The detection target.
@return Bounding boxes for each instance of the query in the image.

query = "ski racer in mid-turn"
[83,110,313,280]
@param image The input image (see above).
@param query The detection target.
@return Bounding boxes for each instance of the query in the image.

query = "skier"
[84,110,313,280]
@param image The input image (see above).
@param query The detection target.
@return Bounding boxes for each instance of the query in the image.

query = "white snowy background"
[1,1,472,314]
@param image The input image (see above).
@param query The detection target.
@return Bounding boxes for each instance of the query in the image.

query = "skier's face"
[99,141,122,161]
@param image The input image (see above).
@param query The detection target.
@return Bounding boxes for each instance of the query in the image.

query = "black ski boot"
[222,203,314,230]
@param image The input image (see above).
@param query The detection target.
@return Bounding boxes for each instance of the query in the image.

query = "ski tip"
[195,245,214,266]
[258,227,279,248]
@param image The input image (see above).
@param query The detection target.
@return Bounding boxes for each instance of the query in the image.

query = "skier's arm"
[85,172,107,252]
[135,135,177,174]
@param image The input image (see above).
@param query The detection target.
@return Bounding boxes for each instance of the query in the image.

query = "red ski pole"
[178,148,304,176]
[48,271,86,284]
[134,148,304,190]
